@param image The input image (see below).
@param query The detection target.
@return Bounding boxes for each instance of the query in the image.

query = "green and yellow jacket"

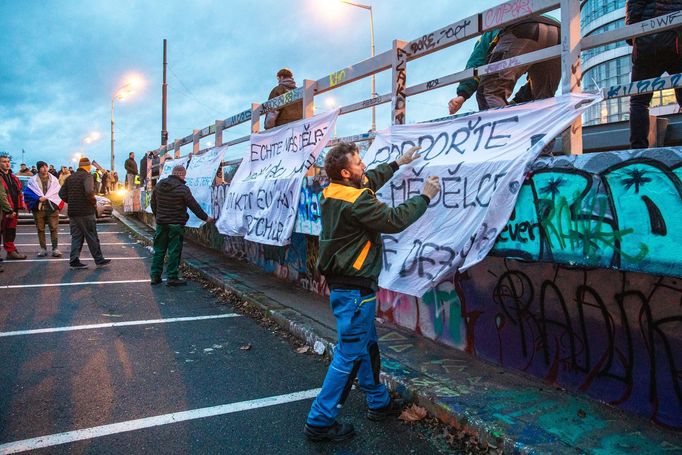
[317,162,429,292]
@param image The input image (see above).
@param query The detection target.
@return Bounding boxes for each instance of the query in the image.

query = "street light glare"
[316,0,346,18]
[325,97,337,108]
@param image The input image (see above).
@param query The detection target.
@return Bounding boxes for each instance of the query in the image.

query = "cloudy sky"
[1,0,515,173]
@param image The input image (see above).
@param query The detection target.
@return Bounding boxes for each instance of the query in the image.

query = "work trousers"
[33,210,59,250]
[69,215,104,264]
[126,173,136,190]
[1,211,18,253]
[477,23,561,110]
[307,289,389,427]
[151,224,184,280]
[630,45,682,148]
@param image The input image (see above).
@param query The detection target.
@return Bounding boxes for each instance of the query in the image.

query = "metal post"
[561,0,583,154]
[251,103,260,134]
[161,39,168,146]
[174,139,181,159]
[302,79,316,119]
[215,120,224,147]
[110,98,116,173]
[192,130,200,154]
[369,6,376,131]
[391,39,408,125]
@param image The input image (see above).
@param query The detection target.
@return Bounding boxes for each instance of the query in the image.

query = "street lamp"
[339,0,376,131]
[111,75,143,173]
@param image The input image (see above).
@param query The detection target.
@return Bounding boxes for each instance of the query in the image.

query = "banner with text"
[185,145,227,228]
[217,109,339,245]
[145,155,190,214]
[365,93,600,296]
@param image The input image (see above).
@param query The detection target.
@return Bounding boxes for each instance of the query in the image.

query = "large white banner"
[145,155,190,214]
[366,93,600,297]
[217,109,339,245]
[185,145,227,228]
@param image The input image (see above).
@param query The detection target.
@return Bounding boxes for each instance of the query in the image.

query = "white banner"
[145,155,190,214]
[185,145,227,228]
[365,93,601,297]
[217,109,339,245]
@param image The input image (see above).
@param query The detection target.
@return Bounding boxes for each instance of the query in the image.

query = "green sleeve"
[351,191,427,234]
[456,30,499,100]
[0,182,11,213]
[363,162,395,193]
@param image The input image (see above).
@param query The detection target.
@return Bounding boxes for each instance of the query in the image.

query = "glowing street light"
[111,74,145,173]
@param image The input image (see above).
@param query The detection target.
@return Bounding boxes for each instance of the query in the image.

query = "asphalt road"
[0,220,451,454]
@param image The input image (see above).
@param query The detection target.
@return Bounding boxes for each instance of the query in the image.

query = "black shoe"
[304,421,355,442]
[95,259,111,268]
[367,398,405,421]
[166,278,187,287]
[150,276,162,285]
[70,261,88,269]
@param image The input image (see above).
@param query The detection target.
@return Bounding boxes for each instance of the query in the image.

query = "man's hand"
[39,196,47,202]
[205,216,215,223]
[422,176,441,200]
[396,146,422,166]
[448,96,465,115]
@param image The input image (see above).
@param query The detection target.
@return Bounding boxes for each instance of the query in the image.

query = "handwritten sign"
[185,145,227,228]
[217,109,339,245]
[145,155,190,214]
[363,93,601,297]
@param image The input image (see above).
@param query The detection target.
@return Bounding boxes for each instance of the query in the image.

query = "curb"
[112,210,574,454]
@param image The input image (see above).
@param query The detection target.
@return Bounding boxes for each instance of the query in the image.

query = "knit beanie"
[79,157,91,168]
[36,160,48,170]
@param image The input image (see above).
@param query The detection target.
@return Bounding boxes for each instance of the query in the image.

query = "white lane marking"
[2,257,149,263]
[15,232,125,235]
[14,243,136,246]
[0,388,321,454]
[0,314,242,337]
[0,279,151,290]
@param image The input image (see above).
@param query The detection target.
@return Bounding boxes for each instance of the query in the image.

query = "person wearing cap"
[264,68,303,129]
[0,153,26,260]
[58,156,110,269]
[23,161,64,257]
[150,165,214,286]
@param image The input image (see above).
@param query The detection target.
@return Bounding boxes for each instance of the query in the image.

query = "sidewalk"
[114,211,682,454]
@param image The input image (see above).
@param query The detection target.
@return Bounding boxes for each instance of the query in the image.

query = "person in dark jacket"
[150,165,214,286]
[125,152,138,190]
[58,156,110,269]
[0,154,27,260]
[0,174,15,271]
[264,68,303,129]
[448,15,561,114]
[626,0,682,148]
[304,143,440,442]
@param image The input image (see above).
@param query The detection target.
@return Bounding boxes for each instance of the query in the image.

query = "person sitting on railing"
[448,15,561,115]
[264,68,303,129]
[626,0,682,149]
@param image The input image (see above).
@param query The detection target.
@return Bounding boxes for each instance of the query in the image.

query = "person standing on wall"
[149,165,214,287]
[447,15,561,114]
[626,0,682,148]
[264,68,303,129]
[23,161,63,258]
[58,157,110,269]
[125,152,138,190]
[0,154,27,260]
[304,143,441,442]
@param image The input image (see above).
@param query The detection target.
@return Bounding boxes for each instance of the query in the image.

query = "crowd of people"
[17,162,121,194]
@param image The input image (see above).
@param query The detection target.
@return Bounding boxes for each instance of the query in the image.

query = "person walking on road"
[0,179,14,272]
[58,156,110,269]
[304,143,441,442]
[150,165,214,286]
[0,154,27,260]
[23,161,64,257]
[125,152,138,190]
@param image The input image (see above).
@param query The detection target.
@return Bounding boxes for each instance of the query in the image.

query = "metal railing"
[144,0,682,176]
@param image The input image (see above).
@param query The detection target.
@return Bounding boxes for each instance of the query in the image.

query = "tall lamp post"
[111,76,143,174]
[339,0,376,131]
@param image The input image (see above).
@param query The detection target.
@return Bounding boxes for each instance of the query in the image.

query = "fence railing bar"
[603,72,682,99]
[338,94,392,116]
[581,10,682,50]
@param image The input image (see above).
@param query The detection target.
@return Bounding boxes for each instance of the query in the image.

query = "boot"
[6,250,27,260]
[367,398,406,421]
[304,421,355,442]
[37,248,47,257]
[52,248,62,257]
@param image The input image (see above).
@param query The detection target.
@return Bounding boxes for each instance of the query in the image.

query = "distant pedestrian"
[48,164,58,178]
[0,154,27,260]
[150,165,214,286]
[93,169,102,194]
[112,171,119,190]
[626,0,682,148]
[58,156,110,269]
[17,163,33,177]
[304,143,440,442]
[30,166,38,175]
[68,166,74,173]
[264,68,303,129]
[58,167,71,186]
[0,177,14,272]
[125,152,138,190]
[23,161,64,257]
[101,170,110,195]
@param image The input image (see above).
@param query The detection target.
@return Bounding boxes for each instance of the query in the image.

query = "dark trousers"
[69,215,104,264]
[630,46,682,149]
[1,211,18,253]
[33,210,59,250]
[151,224,184,279]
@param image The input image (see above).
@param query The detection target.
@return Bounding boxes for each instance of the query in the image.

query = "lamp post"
[339,0,376,131]
[111,76,143,174]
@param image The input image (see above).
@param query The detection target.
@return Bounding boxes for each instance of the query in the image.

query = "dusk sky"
[1,0,525,173]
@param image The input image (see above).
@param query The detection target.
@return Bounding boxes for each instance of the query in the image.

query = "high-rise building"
[580,0,679,126]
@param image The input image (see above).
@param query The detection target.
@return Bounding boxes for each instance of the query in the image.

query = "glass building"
[580,0,678,126]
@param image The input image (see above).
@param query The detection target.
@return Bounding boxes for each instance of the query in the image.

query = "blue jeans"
[307,289,390,427]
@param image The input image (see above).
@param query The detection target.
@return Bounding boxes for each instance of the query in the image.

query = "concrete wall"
[160,147,682,429]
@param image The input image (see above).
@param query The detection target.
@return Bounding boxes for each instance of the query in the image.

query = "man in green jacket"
[448,16,561,114]
[304,142,440,442]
